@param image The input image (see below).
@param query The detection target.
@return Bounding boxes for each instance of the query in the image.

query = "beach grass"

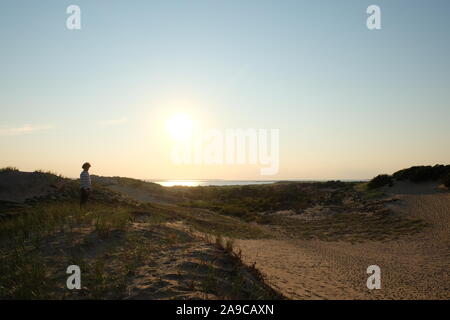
[0,200,279,299]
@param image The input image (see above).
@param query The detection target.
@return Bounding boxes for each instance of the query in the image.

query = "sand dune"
[105,179,450,299]
[235,184,450,299]
[2,169,449,299]
[0,171,67,203]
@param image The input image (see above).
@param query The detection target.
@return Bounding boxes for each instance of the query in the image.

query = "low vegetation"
[442,173,450,189]
[365,164,450,190]
[178,183,326,221]
[174,181,428,242]
[0,200,279,299]
[0,166,19,172]
[392,164,450,183]
[367,174,393,190]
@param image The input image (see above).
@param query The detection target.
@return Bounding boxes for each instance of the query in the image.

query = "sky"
[1,0,449,180]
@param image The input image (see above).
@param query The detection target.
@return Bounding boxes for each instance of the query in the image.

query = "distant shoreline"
[146,179,369,187]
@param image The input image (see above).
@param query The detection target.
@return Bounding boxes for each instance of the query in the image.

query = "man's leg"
[80,188,84,208]
[84,189,90,206]
[80,188,88,208]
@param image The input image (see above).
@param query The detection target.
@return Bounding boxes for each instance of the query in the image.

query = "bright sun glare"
[166,113,193,141]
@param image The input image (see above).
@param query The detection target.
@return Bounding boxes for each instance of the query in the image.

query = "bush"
[220,204,248,217]
[443,173,450,189]
[393,165,450,183]
[0,166,19,172]
[367,174,393,189]
[321,180,346,189]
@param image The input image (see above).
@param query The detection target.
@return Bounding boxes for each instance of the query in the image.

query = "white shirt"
[80,170,91,189]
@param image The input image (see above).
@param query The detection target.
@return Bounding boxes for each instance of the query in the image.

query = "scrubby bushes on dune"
[366,164,450,189]
[181,183,313,217]
[367,174,393,190]
[320,180,347,189]
[443,173,450,189]
[219,204,255,221]
[393,165,450,183]
[0,167,19,172]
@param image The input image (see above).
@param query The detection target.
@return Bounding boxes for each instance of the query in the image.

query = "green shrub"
[367,174,393,189]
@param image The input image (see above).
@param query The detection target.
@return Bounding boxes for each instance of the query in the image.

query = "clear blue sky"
[1,0,450,179]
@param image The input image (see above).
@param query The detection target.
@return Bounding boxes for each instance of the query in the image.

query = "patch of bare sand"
[235,186,450,299]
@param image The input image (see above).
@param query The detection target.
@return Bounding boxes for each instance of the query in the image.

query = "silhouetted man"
[80,162,91,207]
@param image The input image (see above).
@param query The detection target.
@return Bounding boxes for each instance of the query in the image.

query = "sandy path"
[236,191,450,299]
[235,239,367,299]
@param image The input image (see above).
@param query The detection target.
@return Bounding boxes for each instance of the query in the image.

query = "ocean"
[147,179,368,187]
[148,180,276,187]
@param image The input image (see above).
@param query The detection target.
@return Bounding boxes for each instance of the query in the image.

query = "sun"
[166,113,194,141]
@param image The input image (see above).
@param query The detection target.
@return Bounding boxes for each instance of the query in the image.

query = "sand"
[235,184,450,299]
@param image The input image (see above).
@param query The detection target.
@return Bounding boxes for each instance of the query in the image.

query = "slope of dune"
[0,170,68,203]
[234,182,450,299]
